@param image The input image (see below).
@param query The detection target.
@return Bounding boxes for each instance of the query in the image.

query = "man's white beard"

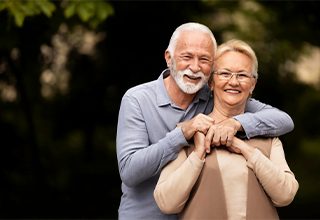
[170,59,209,94]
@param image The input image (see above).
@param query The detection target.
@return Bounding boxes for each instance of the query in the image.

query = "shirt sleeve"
[247,137,299,207]
[116,95,188,187]
[233,98,294,139]
[154,150,204,214]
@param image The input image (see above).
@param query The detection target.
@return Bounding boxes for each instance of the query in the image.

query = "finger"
[201,125,209,135]
[213,137,221,146]
[226,136,233,147]
[226,131,234,147]
[202,119,215,134]
[206,146,211,154]
[205,126,215,153]
[204,133,211,154]
[220,129,227,146]
[227,146,236,153]
[212,128,221,146]
[194,119,214,135]
[205,142,211,154]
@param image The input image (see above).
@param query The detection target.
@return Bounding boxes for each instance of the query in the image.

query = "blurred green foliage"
[0,0,113,28]
[0,0,319,219]
[63,0,114,28]
[0,0,56,27]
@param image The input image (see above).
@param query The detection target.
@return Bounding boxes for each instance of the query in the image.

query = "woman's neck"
[208,100,245,123]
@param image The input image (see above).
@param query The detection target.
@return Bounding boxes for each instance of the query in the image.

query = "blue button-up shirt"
[116,69,293,220]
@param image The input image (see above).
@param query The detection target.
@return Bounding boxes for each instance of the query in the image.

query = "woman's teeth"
[225,90,240,94]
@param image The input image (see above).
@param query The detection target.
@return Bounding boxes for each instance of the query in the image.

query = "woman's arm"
[154,132,206,214]
[231,137,299,207]
[246,138,299,206]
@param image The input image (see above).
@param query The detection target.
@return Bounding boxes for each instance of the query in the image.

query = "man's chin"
[173,74,206,94]
[180,84,202,94]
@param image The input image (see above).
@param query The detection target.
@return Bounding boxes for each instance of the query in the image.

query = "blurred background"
[0,0,319,219]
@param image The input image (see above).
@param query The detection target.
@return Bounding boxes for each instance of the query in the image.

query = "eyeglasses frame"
[213,69,256,83]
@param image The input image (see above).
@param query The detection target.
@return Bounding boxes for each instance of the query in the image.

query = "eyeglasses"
[213,69,256,83]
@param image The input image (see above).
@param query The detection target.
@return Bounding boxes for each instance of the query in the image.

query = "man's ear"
[165,50,171,68]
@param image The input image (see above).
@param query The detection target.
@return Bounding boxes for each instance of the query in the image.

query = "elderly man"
[116,23,293,220]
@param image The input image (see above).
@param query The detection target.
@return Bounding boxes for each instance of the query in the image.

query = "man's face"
[166,30,215,94]
[170,59,210,94]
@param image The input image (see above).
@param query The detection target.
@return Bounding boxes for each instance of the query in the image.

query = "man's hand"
[177,113,215,141]
[205,118,242,149]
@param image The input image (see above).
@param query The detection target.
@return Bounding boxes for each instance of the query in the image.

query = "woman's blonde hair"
[215,39,258,78]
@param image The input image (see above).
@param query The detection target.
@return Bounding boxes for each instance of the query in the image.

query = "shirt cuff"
[233,114,256,139]
[168,126,189,153]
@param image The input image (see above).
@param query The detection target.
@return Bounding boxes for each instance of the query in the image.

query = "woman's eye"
[238,73,249,78]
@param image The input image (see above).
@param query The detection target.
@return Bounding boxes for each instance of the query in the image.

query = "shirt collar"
[156,69,211,107]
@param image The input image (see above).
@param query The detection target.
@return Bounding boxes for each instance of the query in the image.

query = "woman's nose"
[228,74,239,85]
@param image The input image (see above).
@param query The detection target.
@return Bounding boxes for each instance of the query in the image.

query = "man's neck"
[163,74,196,110]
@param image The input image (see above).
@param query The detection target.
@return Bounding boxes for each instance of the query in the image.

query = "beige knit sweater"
[154,137,299,219]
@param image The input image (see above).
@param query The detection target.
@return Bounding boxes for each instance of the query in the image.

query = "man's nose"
[189,59,201,73]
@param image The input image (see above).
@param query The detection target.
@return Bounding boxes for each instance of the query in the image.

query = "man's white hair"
[167,22,217,57]
[167,22,217,73]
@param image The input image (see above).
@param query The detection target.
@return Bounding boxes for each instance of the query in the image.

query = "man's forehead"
[179,30,211,41]
[176,30,215,55]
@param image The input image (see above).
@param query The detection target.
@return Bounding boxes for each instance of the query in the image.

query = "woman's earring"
[210,91,213,97]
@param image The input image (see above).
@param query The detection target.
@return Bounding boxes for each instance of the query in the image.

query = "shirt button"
[249,134,252,137]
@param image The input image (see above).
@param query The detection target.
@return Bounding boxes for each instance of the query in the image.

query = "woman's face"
[210,51,257,108]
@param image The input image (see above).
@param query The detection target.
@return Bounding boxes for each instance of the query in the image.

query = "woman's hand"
[193,132,208,160]
[227,137,255,161]
[205,118,242,149]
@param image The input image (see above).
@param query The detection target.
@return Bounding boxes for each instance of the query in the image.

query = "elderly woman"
[153,39,299,220]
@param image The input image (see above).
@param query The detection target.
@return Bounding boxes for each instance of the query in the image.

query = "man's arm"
[205,98,294,149]
[116,95,187,187]
[234,98,294,138]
